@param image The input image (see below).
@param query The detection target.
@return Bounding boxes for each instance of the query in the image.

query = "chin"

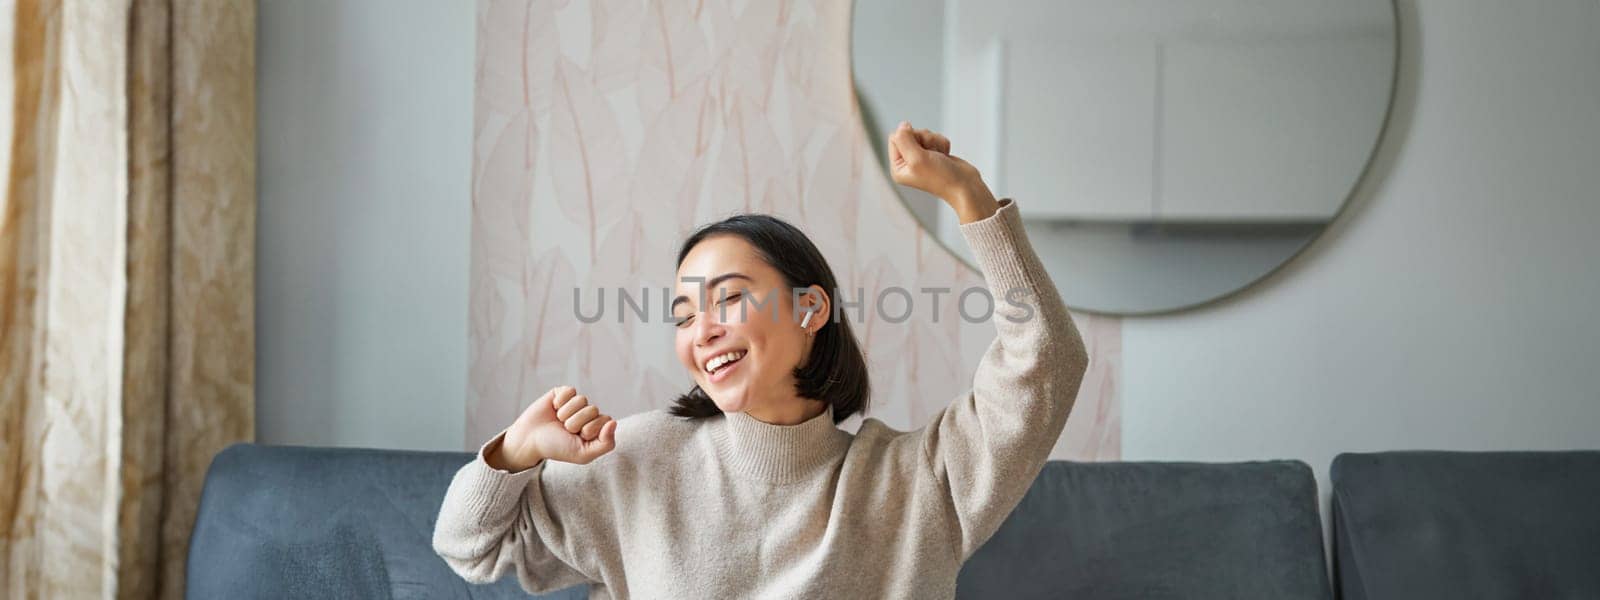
[709,390,749,414]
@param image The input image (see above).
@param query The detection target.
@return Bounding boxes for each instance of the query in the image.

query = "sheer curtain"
[0,1,254,597]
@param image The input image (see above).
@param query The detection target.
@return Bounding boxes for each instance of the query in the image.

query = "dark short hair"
[667,214,871,425]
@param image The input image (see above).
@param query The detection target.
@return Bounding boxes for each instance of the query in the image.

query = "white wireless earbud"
[800,309,814,329]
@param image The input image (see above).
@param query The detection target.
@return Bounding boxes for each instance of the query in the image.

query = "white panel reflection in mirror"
[852,0,1397,315]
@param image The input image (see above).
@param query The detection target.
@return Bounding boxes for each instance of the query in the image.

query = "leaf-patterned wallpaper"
[468,0,1120,460]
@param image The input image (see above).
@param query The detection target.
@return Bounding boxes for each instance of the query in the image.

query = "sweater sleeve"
[919,197,1090,562]
[431,429,600,594]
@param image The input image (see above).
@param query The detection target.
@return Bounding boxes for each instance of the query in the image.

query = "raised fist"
[487,386,618,471]
[887,121,983,202]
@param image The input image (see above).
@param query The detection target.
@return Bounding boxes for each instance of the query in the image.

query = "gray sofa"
[1330,451,1600,600]
[186,444,555,599]
[956,460,1330,598]
[188,444,1331,598]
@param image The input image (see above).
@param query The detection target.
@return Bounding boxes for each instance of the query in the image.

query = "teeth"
[705,350,745,373]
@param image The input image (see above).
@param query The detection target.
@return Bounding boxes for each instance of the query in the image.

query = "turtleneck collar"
[710,404,852,484]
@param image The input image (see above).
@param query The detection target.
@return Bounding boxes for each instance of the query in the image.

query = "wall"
[1124,0,1600,519]
[253,0,1600,542]
[256,0,474,450]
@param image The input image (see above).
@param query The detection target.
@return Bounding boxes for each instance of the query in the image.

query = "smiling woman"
[433,124,1090,598]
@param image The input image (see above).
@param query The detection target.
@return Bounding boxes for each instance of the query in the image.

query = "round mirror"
[852,0,1397,315]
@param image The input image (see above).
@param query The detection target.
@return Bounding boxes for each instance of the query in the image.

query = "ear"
[802,284,831,331]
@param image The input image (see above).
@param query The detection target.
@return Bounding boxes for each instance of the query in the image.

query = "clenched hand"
[486,386,618,471]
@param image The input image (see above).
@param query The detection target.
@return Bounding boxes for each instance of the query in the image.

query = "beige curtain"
[0,0,254,598]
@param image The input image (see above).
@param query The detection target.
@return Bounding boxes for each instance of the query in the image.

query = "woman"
[433,122,1090,598]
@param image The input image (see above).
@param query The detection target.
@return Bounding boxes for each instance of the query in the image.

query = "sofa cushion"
[187,443,586,599]
[956,460,1331,599]
[1331,451,1600,600]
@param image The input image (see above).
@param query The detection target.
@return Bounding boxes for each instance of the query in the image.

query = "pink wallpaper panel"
[468,0,1120,460]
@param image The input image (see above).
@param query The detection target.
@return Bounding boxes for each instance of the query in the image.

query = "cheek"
[743,325,794,375]
[674,331,698,375]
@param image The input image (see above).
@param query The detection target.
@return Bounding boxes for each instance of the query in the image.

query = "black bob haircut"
[667,213,871,425]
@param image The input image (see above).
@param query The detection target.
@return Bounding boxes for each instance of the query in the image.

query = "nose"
[692,307,726,348]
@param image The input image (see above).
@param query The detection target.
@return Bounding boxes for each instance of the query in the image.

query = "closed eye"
[675,292,744,328]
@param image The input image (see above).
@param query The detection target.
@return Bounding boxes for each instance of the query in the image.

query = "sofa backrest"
[1331,451,1600,600]
[187,443,583,599]
[190,444,1332,598]
[956,460,1332,599]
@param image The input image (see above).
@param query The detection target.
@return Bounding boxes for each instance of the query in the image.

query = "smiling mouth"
[705,350,746,378]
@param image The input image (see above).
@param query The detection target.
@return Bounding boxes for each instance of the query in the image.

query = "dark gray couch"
[188,444,1331,598]
[956,460,1331,599]
[186,444,572,599]
[1331,451,1600,600]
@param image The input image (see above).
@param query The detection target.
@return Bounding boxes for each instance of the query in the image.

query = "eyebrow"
[672,272,754,312]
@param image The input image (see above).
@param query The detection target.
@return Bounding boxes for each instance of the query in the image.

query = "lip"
[707,352,745,384]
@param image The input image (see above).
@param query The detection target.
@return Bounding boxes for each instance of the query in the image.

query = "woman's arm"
[927,195,1089,561]
[888,123,1091,561]
[433,386,619,593]
[432,431,599,593]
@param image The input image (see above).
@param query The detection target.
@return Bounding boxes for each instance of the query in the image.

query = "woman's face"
[672,235,824,415]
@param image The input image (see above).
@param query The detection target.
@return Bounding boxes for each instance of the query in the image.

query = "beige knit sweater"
[432,198,1090,598]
